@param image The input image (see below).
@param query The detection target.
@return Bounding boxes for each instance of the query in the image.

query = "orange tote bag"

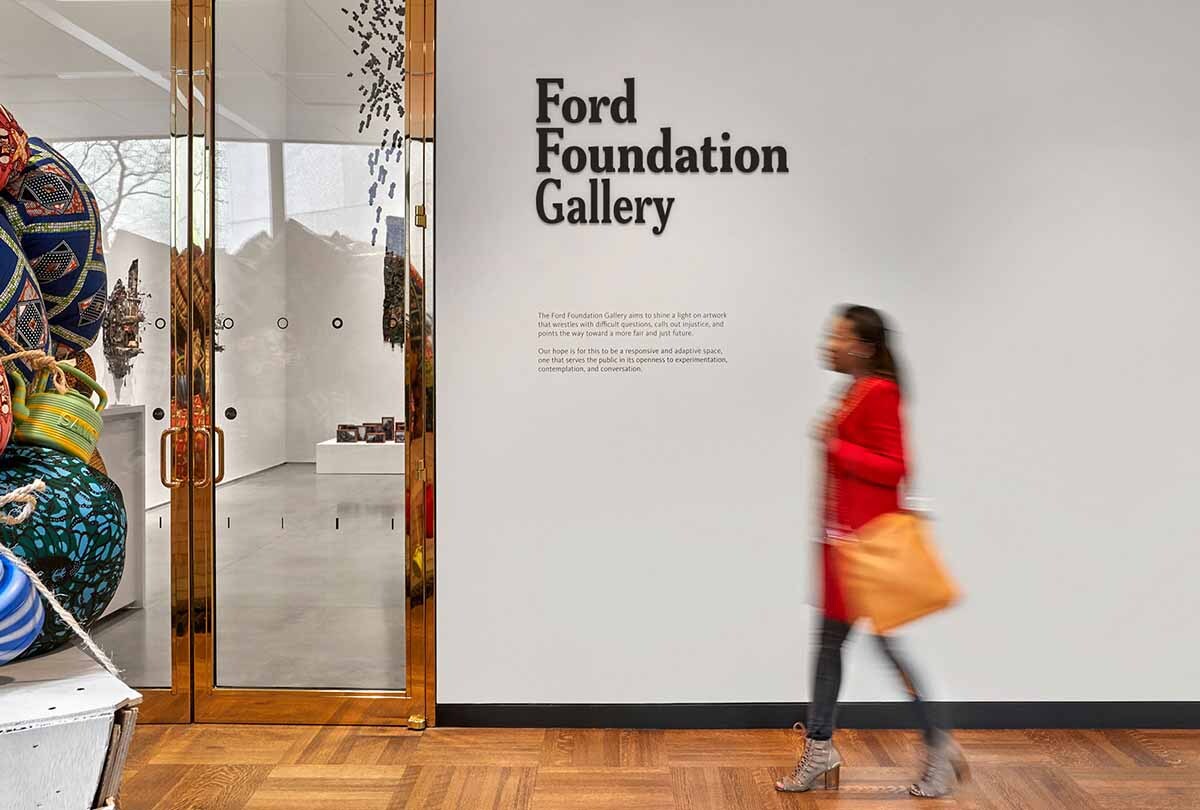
[834,511,961,634]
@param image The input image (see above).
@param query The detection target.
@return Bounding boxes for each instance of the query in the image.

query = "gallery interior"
[1,1,1198,808]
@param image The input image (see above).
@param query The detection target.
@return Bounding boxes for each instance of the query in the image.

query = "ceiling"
[0,0,398,143]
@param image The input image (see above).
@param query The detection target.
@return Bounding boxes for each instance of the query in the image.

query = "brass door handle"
[212,425,225,484]
[159,426,185,489]
[194,426,210,488]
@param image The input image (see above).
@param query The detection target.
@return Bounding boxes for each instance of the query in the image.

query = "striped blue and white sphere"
[0,554,45,665]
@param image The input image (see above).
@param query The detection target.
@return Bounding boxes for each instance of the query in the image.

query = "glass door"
[0,0,192,721]
[0,0,429,725]
[189,0,430,724]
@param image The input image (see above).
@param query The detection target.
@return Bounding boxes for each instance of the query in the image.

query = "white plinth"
[98,404,146,617]
[1,647,142,810]
[315,439,406,475]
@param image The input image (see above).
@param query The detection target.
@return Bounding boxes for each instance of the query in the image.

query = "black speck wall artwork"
[343,0,406,246]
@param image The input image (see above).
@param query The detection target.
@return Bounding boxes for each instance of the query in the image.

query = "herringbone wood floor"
[120,725,1200,809]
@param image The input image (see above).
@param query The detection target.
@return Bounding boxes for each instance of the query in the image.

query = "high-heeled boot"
[775,736,843,792]
[910,732,970,798]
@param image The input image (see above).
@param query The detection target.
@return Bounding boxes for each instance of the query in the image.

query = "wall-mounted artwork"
[343,0,406,246]
[102,259,148,399]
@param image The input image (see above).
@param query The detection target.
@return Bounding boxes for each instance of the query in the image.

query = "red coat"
[821,376,907,621]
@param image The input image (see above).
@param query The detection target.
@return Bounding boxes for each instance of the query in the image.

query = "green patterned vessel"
[0,444,126,659]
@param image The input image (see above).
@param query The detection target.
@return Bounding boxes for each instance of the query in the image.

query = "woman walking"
[775,304,968,798]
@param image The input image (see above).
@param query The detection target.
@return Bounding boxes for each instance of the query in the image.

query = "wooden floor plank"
[664,730,798,766]
[1068,767,1200,810]
[542,729,668,767]
[411,728,546,765]
[122,764,271,810]
[146,724,317,765]
[121,725,1200,810]
[671,766,796,810]
[398,765,537,810]
[532,766,674,809]
[241,764,410,810]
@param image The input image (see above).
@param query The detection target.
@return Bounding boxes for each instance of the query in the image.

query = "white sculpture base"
[315,439,406,475]
[0,647,141,810]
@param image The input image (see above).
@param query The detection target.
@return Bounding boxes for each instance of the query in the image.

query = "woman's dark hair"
[839,304,904,391]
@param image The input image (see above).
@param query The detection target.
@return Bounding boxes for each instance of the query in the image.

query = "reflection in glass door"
[0,0,189,721]
[191,0,428,723]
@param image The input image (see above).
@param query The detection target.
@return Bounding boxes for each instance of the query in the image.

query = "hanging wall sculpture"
[102,258,148,388]
[343,0,406,246]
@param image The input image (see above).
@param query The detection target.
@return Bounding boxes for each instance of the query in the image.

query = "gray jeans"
[806,616,944,744]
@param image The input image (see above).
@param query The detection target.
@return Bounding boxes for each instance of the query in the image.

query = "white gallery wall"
[438,1,1200,703]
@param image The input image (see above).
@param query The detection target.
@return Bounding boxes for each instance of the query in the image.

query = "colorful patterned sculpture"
[0,552,44,664]
[0,104,30,191]
[0,138,107,360]
[0,212,50,380]
[0,444,126,659]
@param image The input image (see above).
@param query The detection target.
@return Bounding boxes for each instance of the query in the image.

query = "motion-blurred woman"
[775,304,968,798]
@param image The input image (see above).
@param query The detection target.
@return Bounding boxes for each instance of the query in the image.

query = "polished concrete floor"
[92,463,407,690]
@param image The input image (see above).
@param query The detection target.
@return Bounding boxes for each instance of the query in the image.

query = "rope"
[0,479,121,677]
[0,329,68,393]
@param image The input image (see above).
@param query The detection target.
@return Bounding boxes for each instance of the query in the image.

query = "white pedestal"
[98,405,146,617]
[0,647,142,810]
[315,439,406,475]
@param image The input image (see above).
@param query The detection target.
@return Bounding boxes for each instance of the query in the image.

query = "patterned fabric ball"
[0,138,107,359]
[0,444,126,659]
[0,553,45,665]
[0,104,30,191]
[0,211,50,380]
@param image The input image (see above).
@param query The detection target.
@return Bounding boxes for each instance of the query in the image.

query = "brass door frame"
[135,0,201,724]
[405,0,437,729]
[177,0,435,726]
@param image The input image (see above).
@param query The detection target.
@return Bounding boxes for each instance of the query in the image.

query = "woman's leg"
[806,616,853,740]
[873,634,944,746]
[777,615,853,792]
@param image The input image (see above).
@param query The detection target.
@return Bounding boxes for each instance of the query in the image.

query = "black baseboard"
[437,702,1200,729]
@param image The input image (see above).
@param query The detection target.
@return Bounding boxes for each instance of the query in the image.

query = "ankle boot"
[775,737,843,792]
[910,732,970,798]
